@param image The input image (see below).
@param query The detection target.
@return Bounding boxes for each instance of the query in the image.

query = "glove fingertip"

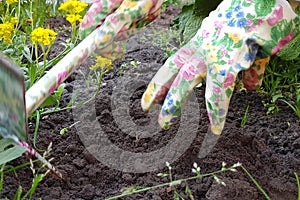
[141,92,151,112]
[210,125,222,136]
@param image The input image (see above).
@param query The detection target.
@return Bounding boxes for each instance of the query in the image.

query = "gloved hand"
[142,0,299,135]
[78,0,164,60]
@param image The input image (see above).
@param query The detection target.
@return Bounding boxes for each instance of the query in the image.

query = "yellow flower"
[66,14,83,24]
[6,0,18,4]
[10,17,18,25]
[228,33,241,44]
[30,27,57,46]
[58,0,88,14]
[0,22,15,44]
[90,56,113,71]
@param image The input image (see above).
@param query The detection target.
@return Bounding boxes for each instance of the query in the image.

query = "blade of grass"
[4,160,39,174]
[33,110,40,150]
[241,104,249,127]
[13,186,22,200]
[241,165,270,200]
[295,172,300,200]
[0,164,4,192]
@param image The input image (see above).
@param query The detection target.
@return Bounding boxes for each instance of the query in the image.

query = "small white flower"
[193,162,198,169]
[222,162,226,167]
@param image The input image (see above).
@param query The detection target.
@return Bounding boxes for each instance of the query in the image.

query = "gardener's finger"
[141,46,197,111]
[92,0,164,51]
[205,42,258,135]
[157,54,207,130]
[79,0,123,39]
[242,57,270,91]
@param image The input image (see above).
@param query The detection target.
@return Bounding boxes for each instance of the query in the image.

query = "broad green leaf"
[54,83,66,103]
[0,138,15,152]
[194,0,222,16]
[183,15,204,42]
[173,5,194,34]
[0,145,26,165]
[39,95,57,108]
[277,31,300,60]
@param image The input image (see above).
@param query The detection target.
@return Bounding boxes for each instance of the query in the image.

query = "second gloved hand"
[78,0,164,60]
[142,0,299,135]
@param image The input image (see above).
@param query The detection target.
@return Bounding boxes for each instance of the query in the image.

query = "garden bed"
[2,5,300,200]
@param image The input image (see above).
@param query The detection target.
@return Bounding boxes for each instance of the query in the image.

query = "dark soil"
[1,6,300,200]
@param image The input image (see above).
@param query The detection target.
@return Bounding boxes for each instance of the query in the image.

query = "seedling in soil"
[262,93,282,115]
[59,121,80,135]
[130,60,141,68]
[240,104,250,127]
[279,88,300,119]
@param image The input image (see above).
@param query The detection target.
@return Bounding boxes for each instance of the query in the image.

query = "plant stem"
[5,2,9,22]
[241,166,271,200]
[106,165,240,200]
[42,45,47,76]
[71,23,76,43]
[0,164,4,191]
[34,44,39,67]
[295,172,300,200]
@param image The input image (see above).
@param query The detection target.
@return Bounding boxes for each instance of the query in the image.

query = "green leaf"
[194,0,222,16]
[277,31,300,60]
[28,174,47,199]
[13,186,23,200]
[0,145,26,165]
[183,14,204,42]
[60,128,68,135]
[39,95,57,108]
[173,5,194,34]
[0,138,15,152]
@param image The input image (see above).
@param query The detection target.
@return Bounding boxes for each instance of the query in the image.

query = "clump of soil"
[1,5,300,200]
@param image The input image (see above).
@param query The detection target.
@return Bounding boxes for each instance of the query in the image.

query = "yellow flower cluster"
[0,18,17,44]
[66,14,83,24]
[30,27,57,46]
[58,0,88,24]
[6,0,18,5]
[90,56,113,71]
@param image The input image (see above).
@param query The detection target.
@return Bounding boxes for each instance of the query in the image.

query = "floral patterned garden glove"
[142,0,299,135]
[78,0,164,60]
